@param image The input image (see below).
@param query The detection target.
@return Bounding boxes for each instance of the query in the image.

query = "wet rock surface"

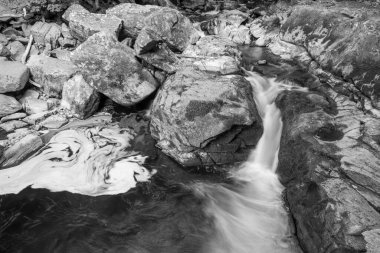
[281,3,380,109]
[71,31,159,106]
[0,1,380,252]
[150,67,262,166]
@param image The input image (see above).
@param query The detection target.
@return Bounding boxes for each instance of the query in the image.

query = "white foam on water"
[196,71,306,253]
[0,126,155,196]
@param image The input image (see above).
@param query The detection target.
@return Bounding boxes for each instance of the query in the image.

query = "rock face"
[106,3,161,38]
[27,55,77,97]
[280,3,380,108]
[0,134,43,167]
[150,67,262,166]
[69,12,123,42]
[71,31,158,106]
[61,74,100,119]
[0,94,22,117]
[276,76,380,253]
[134,8,194,54]
[0,61,29,93]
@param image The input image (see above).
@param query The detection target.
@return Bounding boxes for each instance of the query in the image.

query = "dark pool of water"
[0,112,227,253]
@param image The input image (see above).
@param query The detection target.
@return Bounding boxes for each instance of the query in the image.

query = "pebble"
[0,112,27,123]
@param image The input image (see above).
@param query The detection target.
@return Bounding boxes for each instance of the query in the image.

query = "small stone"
[6,128,33,143]
[194,56,240,74]
[0,94,22,117]
[51,48,72,61]
[19,89,40,105]
[0,112,27,123]
[23,98,49,114]
[69,12,123,42]
[62,4,89,23]
[0,43,10,57]
[39,114,68,129]
[0,120,28,133]
[7,41,25,62]
[255,37,268,47]
[27,55,77,97]
[257,59,267,65]
[61,23,73,39]
[31,22,62,49]
[23,111,56,125]
[58,37,77,48]
[47,98,61,110]
[61,74,100,119]
[0,134,43,167]
[0,61,29,93]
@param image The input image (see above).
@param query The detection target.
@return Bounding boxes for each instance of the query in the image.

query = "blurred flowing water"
[0,48,306,253]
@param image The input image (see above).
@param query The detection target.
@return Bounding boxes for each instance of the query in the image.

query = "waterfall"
[196,71,305,253]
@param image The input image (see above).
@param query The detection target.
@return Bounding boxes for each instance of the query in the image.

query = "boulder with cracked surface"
[71,31,159,107]
[106,3,161,38]
[134,7,195,54]
[61,74,100,119]
[68,12,123,42]
[150,67,262,166]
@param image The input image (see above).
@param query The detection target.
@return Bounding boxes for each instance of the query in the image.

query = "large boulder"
[61,74,100,119]
[0,61,29,93]
[276,81,380,252]
[280,3,380,108]
[0,94,22,117]
[27,55,77,97]
[68,12,123,42]
[70,31,159,106]
[134,8,195,54]
[150,67,262,166]
[106,3,161,38]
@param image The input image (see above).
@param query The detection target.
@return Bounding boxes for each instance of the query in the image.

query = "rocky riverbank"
[0,0,379,252]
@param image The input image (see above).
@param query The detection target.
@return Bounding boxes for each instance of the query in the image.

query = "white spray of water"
[197,71,306,253]
[0,126,155,196]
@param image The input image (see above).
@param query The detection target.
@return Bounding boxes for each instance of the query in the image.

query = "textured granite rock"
[0,94,22,117]
[71,31,158,106]
[280,3,380,108]
[0,61,29,93]
[150,67,262,166]
[68,12,123,42]
[106,3,161,38]
[61,74,99,119]
[134,7,195,54]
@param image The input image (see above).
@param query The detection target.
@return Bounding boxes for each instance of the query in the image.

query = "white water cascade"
[197,71,305,253]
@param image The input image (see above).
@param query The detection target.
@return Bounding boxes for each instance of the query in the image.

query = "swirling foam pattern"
[0,126,155,196]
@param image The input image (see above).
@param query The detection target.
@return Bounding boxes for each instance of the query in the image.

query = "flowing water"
[0,67,305,252]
